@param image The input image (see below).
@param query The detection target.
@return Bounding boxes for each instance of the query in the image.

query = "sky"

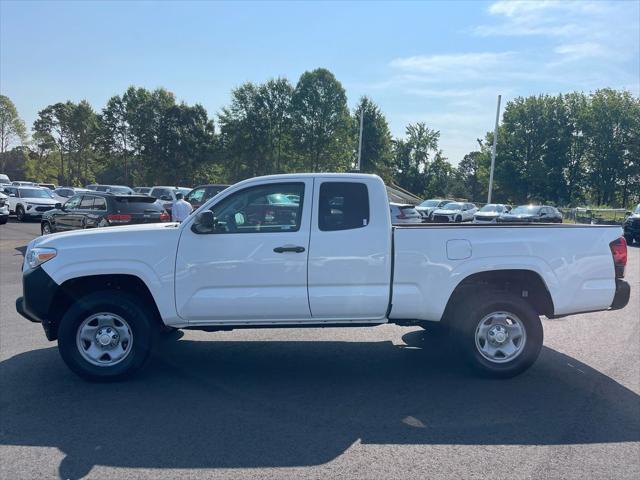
[1,0,639,164]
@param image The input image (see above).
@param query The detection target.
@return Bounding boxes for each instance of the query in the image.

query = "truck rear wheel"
[58,291,156,381]
[451,291,543,378]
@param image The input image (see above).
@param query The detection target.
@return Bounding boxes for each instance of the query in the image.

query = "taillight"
[106,213,132,224]
[160,212,170,222]
[609,236,627,278]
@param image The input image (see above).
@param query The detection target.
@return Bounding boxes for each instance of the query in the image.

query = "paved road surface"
[1,219,639,480]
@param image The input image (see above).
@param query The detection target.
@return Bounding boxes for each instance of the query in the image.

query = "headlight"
[26,247,57,269]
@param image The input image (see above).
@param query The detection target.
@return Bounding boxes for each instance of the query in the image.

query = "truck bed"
[390,223,623,321]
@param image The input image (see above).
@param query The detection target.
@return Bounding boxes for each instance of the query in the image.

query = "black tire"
[450,291,543,378]
[0,216,7,225]
[455,215,462,223]
[41,221,53,235]
[16,206,25,222]
[57,291,157,381]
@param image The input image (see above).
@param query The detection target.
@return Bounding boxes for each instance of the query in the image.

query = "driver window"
[209,182,304,234]
[65,195,82,209]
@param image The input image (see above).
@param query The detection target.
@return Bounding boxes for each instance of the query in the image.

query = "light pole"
[487,94,501,204]
[356,106,364,171]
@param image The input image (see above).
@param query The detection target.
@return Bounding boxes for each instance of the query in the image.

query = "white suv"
[2,186,59,221]
[0,191,9,224]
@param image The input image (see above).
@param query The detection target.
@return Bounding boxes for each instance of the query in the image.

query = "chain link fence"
[558,208,629,225]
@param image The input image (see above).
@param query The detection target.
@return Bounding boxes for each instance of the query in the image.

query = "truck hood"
[33,222,181,249]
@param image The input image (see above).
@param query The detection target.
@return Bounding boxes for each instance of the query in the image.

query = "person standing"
[171,192,193,222]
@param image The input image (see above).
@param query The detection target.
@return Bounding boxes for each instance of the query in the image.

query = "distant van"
[0,174,10,185]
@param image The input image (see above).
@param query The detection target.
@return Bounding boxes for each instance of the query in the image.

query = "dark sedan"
[41,191,170,235]
[623,204,640,245]
[498,205,563,223]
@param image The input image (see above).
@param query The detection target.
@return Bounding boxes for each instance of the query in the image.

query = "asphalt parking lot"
[0,219,639,480]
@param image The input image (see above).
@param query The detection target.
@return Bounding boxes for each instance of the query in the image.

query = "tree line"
[0,68,638,207]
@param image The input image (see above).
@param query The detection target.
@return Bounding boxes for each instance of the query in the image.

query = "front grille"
[35,206,54,212]
[432,215,451,223]
[475,216,493,222]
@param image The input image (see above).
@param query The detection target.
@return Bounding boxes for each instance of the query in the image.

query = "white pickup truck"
[17,173,630,381]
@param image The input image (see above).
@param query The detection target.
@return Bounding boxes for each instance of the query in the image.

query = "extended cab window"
[210,183,304,233]
[318,182,369,231]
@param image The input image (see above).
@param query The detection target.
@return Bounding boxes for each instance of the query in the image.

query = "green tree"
[0,95,27,170]
[392,122,440,196]
[291,68,352,172]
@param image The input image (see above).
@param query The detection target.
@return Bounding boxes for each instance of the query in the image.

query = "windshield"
[479,204,503,213]
[512,205,540,215]
[177,188,192,196]
[635,204,640,214]
[419,199,440,207]
[20,188,52,199]
[441,202,462,210]
[108,186,133,194]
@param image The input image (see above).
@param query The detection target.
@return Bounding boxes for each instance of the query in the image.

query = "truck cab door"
[175,179,313,323]
[308,179,392,320]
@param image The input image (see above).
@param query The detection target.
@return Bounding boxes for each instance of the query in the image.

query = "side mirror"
[55,202,62,209]
[191,210,219,234]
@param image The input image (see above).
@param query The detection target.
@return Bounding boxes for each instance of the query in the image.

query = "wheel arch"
[48,274,164,340]
[441,269,555,324]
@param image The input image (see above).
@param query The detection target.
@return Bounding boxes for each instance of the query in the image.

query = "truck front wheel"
[58,291,156,381]
[452,292,543,378]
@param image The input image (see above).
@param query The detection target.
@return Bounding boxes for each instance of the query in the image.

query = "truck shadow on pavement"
[1,330,639,479]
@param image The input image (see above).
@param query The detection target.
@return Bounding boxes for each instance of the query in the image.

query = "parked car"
[133,187,152,194]
[185,184,230,210]
[0,191,9,224]
[12,181,37,187]
[2,186,59,221]
[415,199,454,221]
[432,202,478,223]
[16,173,630,381]
[390,202,423,224]
[498,205,563,223]
[473,204,511,223]
[623,203,640,245]
[150,186,194,218]
[0,173,11,185]
[86,184,135,195]
[52,187,91,203]
[40,191,170,235]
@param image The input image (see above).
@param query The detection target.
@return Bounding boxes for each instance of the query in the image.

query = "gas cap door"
[447,239,472,260]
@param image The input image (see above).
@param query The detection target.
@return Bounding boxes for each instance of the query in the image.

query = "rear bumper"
[610,279,630,310]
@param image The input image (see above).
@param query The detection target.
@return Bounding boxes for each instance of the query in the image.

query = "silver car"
[473,204,511,223]
[390,203,423,224]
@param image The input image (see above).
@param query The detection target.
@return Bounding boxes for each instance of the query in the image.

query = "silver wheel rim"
[474,311,526,364]
[76,312,133,367]
[42,224,50,234]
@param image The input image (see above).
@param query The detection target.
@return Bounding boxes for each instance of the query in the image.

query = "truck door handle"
[273,245,305,253]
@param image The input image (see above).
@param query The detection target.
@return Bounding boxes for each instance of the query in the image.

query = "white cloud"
[390,52,515,78]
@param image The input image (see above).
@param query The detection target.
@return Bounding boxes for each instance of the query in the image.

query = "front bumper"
[610,279,630,310]
[15,266,60,340]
